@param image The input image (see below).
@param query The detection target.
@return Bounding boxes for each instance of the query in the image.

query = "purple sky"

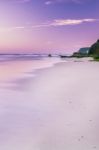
[0,0,99,54]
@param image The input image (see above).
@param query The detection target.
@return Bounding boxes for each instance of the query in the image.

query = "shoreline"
[0,57,99,150]
[0,57,63,91]
[0,57,95,91]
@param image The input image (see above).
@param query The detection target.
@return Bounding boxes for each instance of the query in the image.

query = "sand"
[0,58,99,150]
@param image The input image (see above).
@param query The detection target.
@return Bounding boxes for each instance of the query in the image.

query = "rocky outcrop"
[89,40,99,56]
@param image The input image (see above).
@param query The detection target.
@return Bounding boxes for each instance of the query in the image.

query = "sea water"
[0,55,62,150]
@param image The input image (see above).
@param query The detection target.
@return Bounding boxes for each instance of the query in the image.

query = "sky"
[0,0,99,54]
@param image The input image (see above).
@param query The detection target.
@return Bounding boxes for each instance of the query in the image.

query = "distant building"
[79,47,90,55]
[72,47,90,57]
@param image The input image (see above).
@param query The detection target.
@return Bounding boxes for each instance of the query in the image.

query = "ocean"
[0,55,61,90]
[0,55,63,150]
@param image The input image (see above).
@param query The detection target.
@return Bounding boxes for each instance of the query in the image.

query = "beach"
[0,57,99,150]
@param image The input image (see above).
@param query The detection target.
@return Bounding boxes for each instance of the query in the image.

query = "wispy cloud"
[32,19,98,28]
[12,26,25,29]
[13,0,31,4]
[45,1,53,5]
[51,19,97,26]
[0,26,25,32]
[45,0,90,5]
[0,18,98,32]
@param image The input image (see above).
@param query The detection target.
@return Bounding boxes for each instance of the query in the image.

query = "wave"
[0,54,47,62]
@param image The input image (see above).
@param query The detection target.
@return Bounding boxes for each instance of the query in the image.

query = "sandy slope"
[0,59,99,150]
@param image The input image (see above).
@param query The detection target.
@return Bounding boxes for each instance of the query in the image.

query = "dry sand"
[0,58,99,150]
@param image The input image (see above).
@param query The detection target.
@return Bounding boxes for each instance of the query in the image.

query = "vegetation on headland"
[88,39,99,61]
[47,39,99,61]
[72,47,89,58]
[71,39,99,61]
[89,40,99,55]
[94,57,99,61]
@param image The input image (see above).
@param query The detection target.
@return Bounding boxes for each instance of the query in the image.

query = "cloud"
[32,19,98,28]
[0,18,98,32]
[51,19,97,26]
[0,26,25,33]
[13,0,31,3]
[45,1,53,5]
[45,0,90,5]
[11,26,25,29]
